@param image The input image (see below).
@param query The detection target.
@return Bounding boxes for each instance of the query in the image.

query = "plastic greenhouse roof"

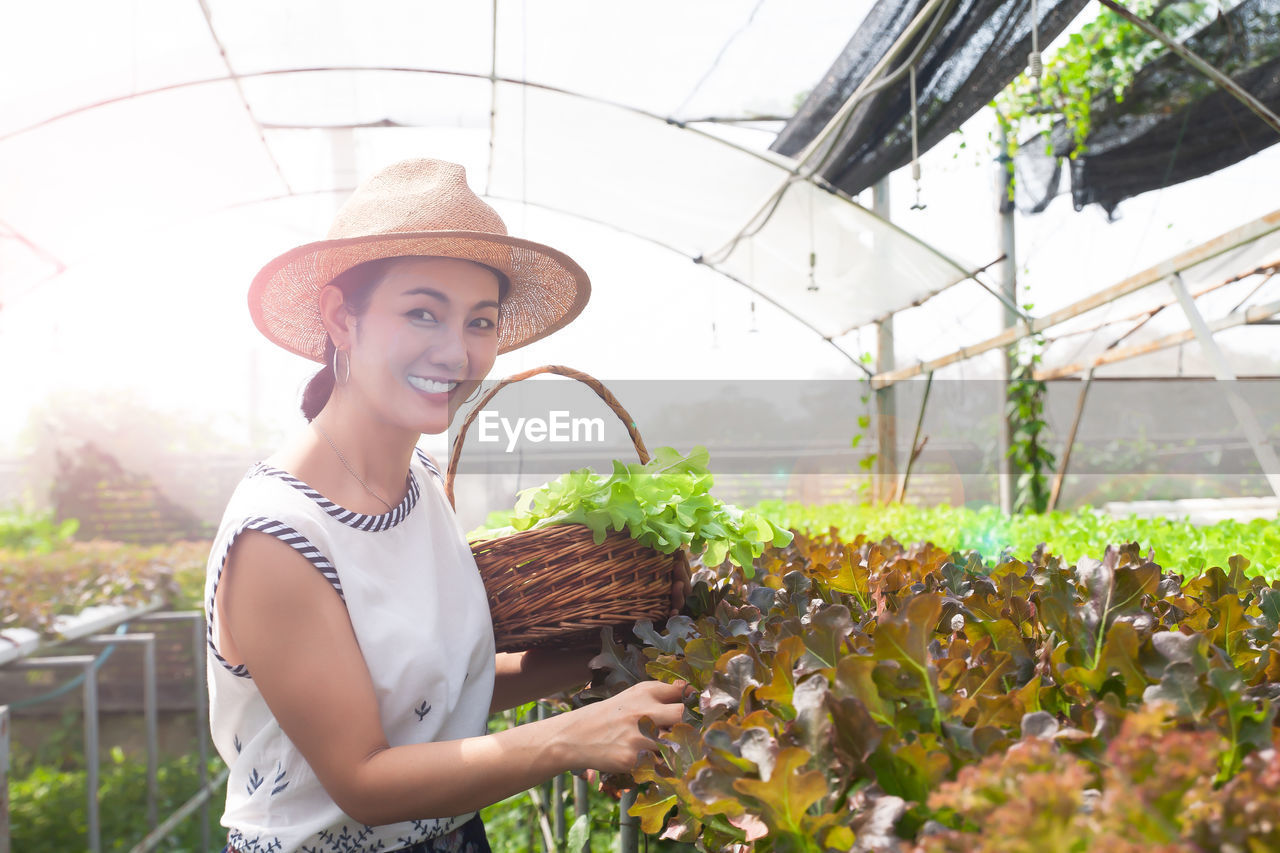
[0,0,990,354]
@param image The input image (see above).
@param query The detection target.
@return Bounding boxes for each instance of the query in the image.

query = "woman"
[205,159,692,853]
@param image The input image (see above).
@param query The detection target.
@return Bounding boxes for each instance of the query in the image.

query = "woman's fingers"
[560,679,696,777]
[645,680,694,729]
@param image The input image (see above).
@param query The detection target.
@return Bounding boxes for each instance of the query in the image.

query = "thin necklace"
[312,422,396,513]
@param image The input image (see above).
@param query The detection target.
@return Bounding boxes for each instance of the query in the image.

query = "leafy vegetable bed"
[0,540,206,635]
[756,502,1280,580]
[11,751,225,852]
[581,530,1280,852]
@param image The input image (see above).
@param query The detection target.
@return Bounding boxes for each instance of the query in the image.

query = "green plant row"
[752,501,1280,581]
[10,750,226,853]
[0,540,209,635]
[571,530,1280,851]
[0,503,78,553]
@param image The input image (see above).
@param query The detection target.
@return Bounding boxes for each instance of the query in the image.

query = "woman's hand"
[557,680,693,775]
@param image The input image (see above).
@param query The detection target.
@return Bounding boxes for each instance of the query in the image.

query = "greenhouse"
[2,0,1278,851]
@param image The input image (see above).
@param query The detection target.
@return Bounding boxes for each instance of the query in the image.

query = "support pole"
[552,772,566,847]
[1,705,9,853]
[193,616,210,853]
[872,177,898,505]
[128,767,230,853]
[84,658,100,853]
[618,789,639,853]
[535,700,565,849]
[536,703,552,852]
[1048,370,1094,511]
[573,775,590,852]
[13,656,100,853]
[138,611,210,853]
[1168,274,1280,496]
[88,633,158,830]
[997,126,1018,513]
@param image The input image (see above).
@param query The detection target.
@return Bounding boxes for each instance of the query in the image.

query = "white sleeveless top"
[204,447,496,853]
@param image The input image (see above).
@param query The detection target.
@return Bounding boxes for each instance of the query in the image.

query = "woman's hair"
[299,256,510,422]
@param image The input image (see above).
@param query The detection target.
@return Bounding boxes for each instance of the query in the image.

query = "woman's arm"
[219,531,687,827]
[490,549,695,714]
[491,645,596,714]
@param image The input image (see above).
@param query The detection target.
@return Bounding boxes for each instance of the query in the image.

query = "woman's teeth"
[408,376,459,394]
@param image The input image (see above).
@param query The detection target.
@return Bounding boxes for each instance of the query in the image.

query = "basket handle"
[444,365,650,509]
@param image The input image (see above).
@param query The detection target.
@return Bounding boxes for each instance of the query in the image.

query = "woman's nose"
[428,325,468,372]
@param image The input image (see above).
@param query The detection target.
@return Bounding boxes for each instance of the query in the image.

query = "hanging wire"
[807,186,819,291]
[909,64,926,211]
[1028,0,1044,90]
[520,0,529,237]
[710,241,720,348]
[1029,0,1039,77]
[749,241,760,332]
[699,0,959,266]
[194,0,292,194]
[672,0,767,117]
[485,0,499,194]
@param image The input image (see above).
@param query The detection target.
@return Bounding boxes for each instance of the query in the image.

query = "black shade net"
[1015,0,1280,218]
[771,0,1090,198]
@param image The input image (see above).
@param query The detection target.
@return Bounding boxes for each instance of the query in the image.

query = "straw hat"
[249,158,591,362]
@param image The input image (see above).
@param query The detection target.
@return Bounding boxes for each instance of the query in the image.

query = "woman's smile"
[407,376,461,395]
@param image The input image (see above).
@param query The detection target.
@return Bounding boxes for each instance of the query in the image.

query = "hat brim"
[249,230,591,363]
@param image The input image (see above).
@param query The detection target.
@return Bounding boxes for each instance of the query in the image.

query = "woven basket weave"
[445,365,688,653]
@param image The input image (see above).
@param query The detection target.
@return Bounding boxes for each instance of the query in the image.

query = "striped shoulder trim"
[414,447,446,484]
[206,517,343,679]
[249,463,420,532]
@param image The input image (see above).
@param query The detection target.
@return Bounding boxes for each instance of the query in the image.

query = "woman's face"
[343,256,502,435]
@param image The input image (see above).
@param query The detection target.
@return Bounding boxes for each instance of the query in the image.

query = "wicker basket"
[445,365,689,653]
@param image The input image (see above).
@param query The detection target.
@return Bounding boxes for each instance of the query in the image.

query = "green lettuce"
[467,446,791,577]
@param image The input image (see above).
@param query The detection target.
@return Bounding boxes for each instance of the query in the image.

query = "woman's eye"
[408,309,437,323]
[472,317,497,329]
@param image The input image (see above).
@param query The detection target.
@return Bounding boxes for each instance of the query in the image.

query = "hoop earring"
[332,348,351,385]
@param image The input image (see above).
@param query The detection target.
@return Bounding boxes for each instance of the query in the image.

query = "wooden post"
[1048,371,1093,512]
[897,372,934,503]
